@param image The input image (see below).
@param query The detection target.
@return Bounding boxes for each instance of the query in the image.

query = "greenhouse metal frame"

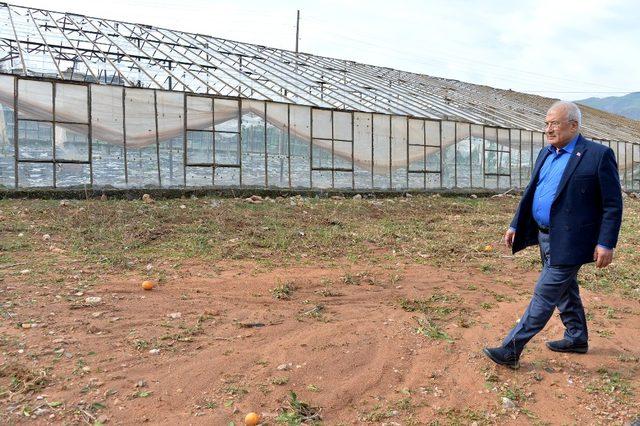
[0,3,638,191]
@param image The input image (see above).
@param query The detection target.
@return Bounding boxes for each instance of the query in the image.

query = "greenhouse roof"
[1,2,638,142]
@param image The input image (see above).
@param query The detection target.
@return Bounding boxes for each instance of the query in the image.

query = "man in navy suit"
[483,101,623,369]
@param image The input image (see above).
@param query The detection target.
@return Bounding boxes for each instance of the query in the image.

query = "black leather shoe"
[483,347,520,369]
[546,339,588,354]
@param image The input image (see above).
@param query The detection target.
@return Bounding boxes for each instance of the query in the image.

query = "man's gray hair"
[549,100,582,127]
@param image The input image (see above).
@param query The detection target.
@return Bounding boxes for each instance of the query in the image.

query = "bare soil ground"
[1,194,639,425]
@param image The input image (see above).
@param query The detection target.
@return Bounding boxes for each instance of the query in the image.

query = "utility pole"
[295,10,300,53]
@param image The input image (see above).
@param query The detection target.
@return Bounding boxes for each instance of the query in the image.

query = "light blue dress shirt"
[532,135,579,228]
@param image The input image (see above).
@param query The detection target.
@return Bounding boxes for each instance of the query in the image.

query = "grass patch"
[223,384,248,397]
[270,376,289,385]
[276,391,322,425]
[437,407,488,424]
[315,288,343,297]
[1,196,638,298]
[271,281,297,300]
[0,363,49,401]
[585,368,633,402]
[299,304,325,321]
[398,291,460,322]
[500,385,528,402]
[415,318,453,343]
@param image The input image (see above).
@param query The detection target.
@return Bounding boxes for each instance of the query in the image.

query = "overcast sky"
[10,0,640,100]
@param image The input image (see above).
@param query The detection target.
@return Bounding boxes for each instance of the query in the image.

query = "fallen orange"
[245,412,260,426]
[483,244,494,252]
[141,280,155,291]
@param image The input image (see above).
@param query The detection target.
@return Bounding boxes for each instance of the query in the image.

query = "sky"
[8,0,640,100]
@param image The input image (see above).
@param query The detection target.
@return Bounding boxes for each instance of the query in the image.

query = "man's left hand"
[594,245,614,268]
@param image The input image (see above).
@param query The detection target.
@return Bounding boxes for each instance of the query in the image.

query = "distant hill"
[576,92,640,120]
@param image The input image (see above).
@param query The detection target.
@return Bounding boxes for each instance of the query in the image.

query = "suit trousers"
[502,231,588,356]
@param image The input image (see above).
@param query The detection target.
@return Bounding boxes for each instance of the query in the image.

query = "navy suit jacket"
[510,134,623,266]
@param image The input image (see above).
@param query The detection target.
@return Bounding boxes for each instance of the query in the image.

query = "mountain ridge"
[576,92,640,120]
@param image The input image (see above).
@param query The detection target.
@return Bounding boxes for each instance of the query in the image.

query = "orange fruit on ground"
[141,280,154,291]
[483,244,494,252]
[244,412,260,426]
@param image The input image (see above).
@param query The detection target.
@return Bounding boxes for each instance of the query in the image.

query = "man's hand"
[594,245,614,268]
[504,228,516,249]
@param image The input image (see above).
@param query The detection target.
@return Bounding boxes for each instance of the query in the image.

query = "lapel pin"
[576,152,581,157]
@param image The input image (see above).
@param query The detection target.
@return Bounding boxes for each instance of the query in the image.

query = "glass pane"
[266,102,289,188]
[91,85,125,188]
[56,84,88,124]
[334,140,352,170]
[426,172,440,189]
[485,147,498,175]
[408,119,425,146]
[425,120,440,147]
[241,100,266,187]
[290,105,310,188]
[520,130,533,184]
[157,91,184,188]
[372,114,390,189]
[215,132,239,166]
[408,145,425,172]
[391,115,407,189]
[186,166,212,187]
[456,122,470,188]
[510,129,521,188]
[484,127,498,150]
[499,151,510,179]
[187,96,212,130]
[56,162,90,187]
[312,109,331,139]
[633,144,640,191]
[533,131,545,153]
[312,170,331,189]
[498,175,510,190]
[618,141,627,189]
[214,98,239,132]
[485,152,498,189]
[425,121,441,188]
[484,127,498,190]
[18,80,52,121]
[125,89,158,187]
[334,171,353,189]
[441,121,455,188]
[126,144,159,188]
[55,124,89,162]
[187,131,213,164]
[426,147,440,174]
[0,75,16,188]
[268,155,289,188]
[625,142,633,189]
[214,166,239,187]
[333,111,352,141]
[18,120,52,160]
[18,162,53,187]
[353,112,372,190]
[498,128,511,187]
[312,139,332,168]
[408,173,424,190]
[470,124,483,188]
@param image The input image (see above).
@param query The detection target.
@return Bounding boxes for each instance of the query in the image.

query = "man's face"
[544,107,579,148]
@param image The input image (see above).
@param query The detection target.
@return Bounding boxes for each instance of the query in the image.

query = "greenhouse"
[0,3,639,191]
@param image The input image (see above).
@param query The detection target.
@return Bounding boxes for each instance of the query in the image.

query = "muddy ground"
[1,195,638,425]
